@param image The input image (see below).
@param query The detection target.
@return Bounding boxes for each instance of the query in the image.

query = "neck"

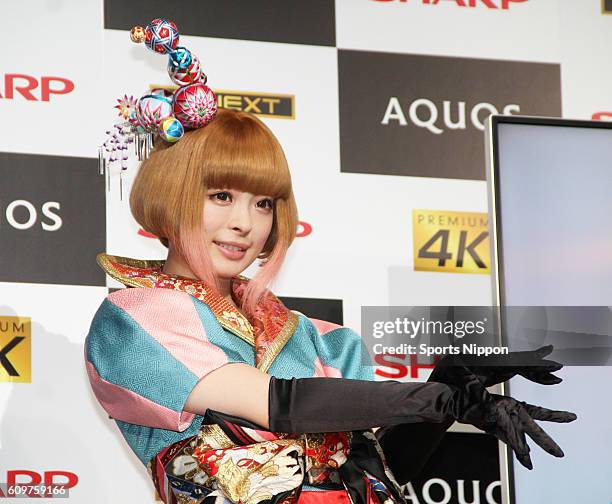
[162,246,233,299]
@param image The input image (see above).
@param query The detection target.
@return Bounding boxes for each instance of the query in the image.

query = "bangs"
[198,114,292,199]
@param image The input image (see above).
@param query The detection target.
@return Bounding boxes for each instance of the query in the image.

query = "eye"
[256,198,274,210]
[211,191,231,202]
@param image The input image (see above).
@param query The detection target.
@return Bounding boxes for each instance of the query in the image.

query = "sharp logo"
[0,470,78,498]
[0,317,31,383]
[374,353,438,380]
[372,0,528,9]
[0,74,74,102]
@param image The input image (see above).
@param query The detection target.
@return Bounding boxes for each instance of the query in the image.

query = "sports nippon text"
[361,306,507,358]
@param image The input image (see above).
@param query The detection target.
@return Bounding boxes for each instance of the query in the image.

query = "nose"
[228,200,252,234]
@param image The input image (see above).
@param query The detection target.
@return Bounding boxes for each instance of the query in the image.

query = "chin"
[214,262,248,279]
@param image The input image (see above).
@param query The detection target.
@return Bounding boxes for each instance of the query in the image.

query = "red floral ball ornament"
[173,83,218,129]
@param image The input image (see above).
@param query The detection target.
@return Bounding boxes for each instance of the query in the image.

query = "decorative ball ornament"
[168,47,192,70]
[136,94,174,130]
[168,51,202,86]
[144,18,179,54]
[158,117,184,142]
[173,83,217,128]
[130,26,146,43]
[100,17,220,201]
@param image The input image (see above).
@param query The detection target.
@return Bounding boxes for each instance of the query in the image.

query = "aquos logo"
[1,199,62,231]
[404,478,501,504]
[0,74,74,102]
[338,50,561,180]
[372,0,527,10]
[382,98,519,135]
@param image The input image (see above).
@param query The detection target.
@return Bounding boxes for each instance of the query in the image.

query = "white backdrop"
[1,1,610,502]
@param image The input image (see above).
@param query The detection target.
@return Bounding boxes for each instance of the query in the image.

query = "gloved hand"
[428,362,577,469]
[431,345,564,387]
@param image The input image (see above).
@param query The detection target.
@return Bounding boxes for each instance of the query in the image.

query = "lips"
[213,240,249,260]
[213,241,249,251]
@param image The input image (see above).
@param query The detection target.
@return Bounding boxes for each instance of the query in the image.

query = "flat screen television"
[485,115,612,504]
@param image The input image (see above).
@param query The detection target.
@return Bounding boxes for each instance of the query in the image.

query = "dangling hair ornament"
[99,18,218,200]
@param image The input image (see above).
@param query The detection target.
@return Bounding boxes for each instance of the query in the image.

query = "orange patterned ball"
[130,26,146,43]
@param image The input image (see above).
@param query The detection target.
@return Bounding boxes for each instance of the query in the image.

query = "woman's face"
[203,188,274,279]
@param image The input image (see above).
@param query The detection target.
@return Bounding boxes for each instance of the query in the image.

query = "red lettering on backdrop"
[1,74,75,101]
[430,0,467,6]
[372,0,527,8]
[41,77,74,102]
[296,221,312,237]
[374,354,438,380]
[501,0,527,8]
[470,0,498,8]
[44,470,79,491]
[7,470,41,488]
[138,229,158,239]
[4,74,38,100]
[592,112,612,121]
[3,470,78,498]
[375,354,408,379]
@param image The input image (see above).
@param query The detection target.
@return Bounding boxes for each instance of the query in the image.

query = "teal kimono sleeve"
[84,287,252,432]
[304,316,375,381]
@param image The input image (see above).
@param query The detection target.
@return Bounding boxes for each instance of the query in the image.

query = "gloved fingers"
[521,402,578,423]
[509,409,533,470]
[517,407,564,458]
[520,370,563,385]
[537,358,563,372]
[495,406,532,470]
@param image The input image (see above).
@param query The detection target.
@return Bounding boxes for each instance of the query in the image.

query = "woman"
[85,109,575,504]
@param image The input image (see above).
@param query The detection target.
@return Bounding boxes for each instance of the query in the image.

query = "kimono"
[85,253,407,504]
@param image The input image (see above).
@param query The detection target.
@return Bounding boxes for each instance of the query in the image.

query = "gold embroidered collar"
[96,253,298,372]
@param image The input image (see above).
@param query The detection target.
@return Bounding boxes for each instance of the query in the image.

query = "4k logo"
[0,317,31,383]
[413,209,490,274]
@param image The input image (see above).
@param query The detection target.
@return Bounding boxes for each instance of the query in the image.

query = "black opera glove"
[431,345,564,388]
[267,373,576,464]
[268,376,461,434]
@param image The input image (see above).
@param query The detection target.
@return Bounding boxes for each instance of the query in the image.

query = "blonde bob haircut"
[130,108,299,317]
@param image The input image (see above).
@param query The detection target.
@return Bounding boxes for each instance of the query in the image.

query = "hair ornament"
[99,18,218,200]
